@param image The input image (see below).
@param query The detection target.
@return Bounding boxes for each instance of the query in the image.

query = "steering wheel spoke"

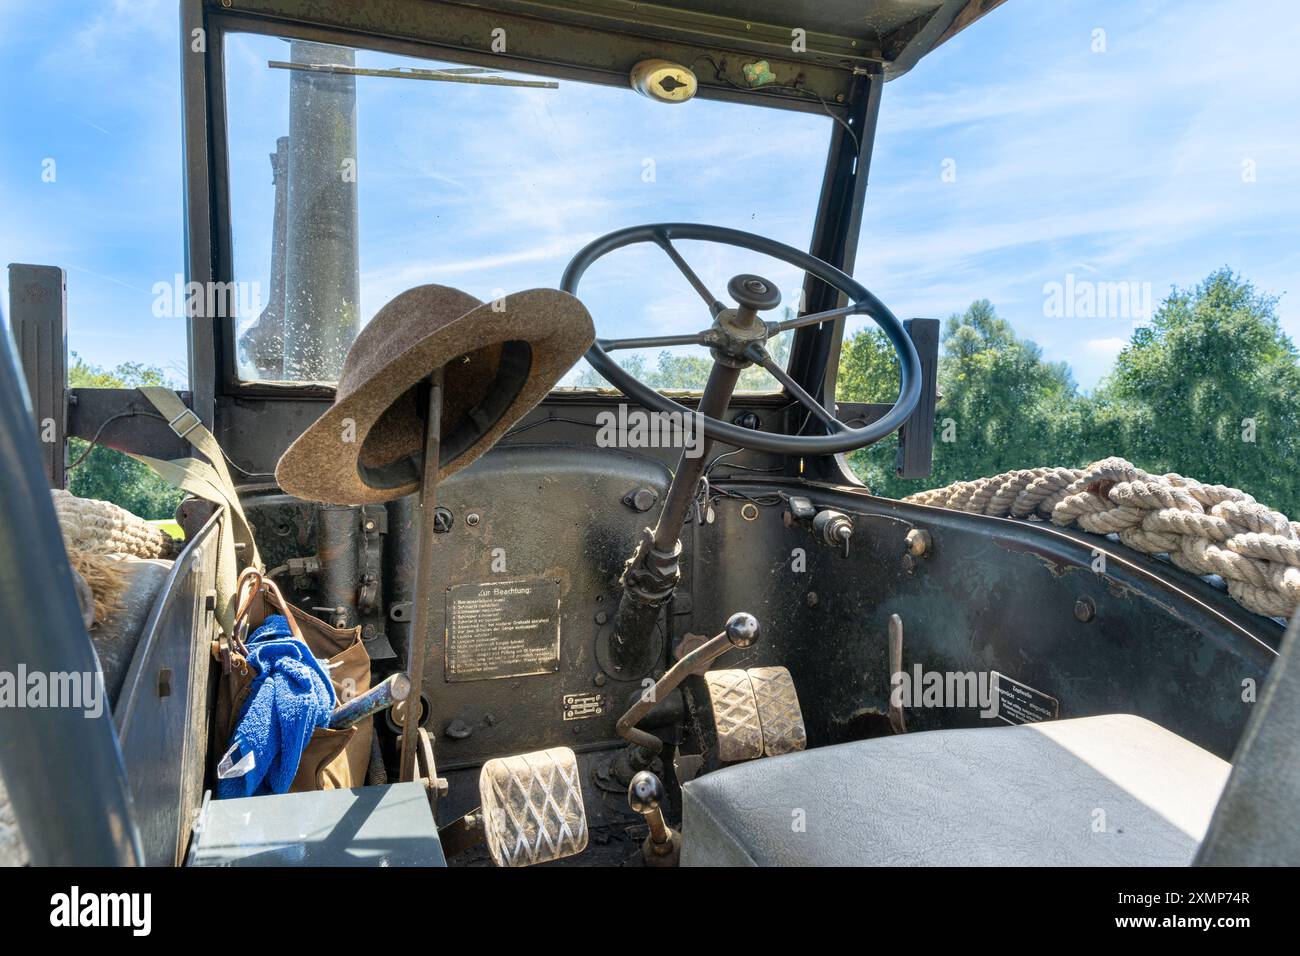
[598,331,713,352]
[652,230,727,318]
[768,301,865,334]
[746,344,847,433]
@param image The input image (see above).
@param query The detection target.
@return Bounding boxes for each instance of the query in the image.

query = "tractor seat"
[680,714,1229,866]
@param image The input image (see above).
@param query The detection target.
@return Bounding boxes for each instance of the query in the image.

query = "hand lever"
[615,612,759,755]
[628,770,680,866]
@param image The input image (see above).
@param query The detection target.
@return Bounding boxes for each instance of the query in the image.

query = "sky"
[1,0,1297,391]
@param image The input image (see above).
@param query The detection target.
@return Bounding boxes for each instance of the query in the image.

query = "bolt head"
[905,528,932,557]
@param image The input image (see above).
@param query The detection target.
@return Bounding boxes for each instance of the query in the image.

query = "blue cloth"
[217,615,336,798]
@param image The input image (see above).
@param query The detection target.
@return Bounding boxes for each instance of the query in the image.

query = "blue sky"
[2,0,1297,390]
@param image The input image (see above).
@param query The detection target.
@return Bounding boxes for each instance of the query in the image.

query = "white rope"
[903,457,1300,620]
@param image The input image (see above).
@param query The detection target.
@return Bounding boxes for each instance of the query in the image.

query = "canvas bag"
[213,569,372,792]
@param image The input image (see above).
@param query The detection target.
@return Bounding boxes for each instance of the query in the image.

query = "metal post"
[399,368,444,782]
[8,264,67,488]
[283,40,360,381]
[238,137,289,378]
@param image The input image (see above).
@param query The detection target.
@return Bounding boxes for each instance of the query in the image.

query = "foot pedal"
[703,669,764,761]
[704,666,806,761]
[479,746,588,867]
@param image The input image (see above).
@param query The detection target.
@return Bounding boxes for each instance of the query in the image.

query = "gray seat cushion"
[681,714,1229,866]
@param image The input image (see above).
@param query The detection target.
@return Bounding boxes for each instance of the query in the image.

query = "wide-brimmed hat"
[276,284,594,505]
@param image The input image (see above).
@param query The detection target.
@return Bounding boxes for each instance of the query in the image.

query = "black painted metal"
[337,440,1282,776]
[793,70,882,480]
[318,505,361,628]
[0,331,141,865]
[694,480,1281,760]
[66,387,194,460]
[388,444,675,770]
[895,318,940,478]
[561,222,921,454]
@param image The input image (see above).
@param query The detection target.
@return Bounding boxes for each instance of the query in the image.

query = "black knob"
[725,611,760,648]
[728,274,782,312]
[628,770,665,814]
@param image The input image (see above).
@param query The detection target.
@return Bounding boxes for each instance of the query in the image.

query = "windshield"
[223,34,832,390]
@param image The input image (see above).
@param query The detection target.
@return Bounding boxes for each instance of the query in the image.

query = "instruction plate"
[991,672,1059,725]
[445,579,561,682]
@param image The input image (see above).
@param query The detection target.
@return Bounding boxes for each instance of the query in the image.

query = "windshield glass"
[223,34,832,390]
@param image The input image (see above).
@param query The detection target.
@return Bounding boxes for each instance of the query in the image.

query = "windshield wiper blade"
[268,60,558,90]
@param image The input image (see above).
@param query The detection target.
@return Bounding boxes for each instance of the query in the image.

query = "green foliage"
[66,355,185,520]
[1098,269,1300,514]
[837,271,1300,518]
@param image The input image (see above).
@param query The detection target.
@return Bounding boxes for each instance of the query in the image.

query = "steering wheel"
[561,223,922,455]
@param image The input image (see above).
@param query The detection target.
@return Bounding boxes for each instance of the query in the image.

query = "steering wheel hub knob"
[728,273,782,312]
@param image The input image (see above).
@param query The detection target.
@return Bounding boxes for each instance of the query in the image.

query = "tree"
[66,355,185,520]
[1097,269,1300,515]
[840,300,1079,497]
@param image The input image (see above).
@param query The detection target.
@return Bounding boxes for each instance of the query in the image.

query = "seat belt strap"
[132,387,265,633]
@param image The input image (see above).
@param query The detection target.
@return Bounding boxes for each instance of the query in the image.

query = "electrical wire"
[65,407,275,478]
[690,54,860,152]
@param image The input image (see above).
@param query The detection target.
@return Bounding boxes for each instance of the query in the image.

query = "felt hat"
[275,284,594,505]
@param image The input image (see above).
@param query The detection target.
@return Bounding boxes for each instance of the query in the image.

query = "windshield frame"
[184,1,880,415]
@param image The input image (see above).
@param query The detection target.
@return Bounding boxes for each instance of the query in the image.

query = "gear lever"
[616,611,759,755]
[628,770,680,866]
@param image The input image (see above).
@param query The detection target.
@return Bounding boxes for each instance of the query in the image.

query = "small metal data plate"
[562,692,606,721]
[445,578,561,682]
[992,672,1060,725]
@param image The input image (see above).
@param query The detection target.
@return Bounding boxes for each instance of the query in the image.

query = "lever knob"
[628,769,665,815]
[628,771,678,863]
[725,611,760,648]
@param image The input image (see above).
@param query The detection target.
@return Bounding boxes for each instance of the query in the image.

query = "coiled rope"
[51,489,178,560]
[903,457,1300,620]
